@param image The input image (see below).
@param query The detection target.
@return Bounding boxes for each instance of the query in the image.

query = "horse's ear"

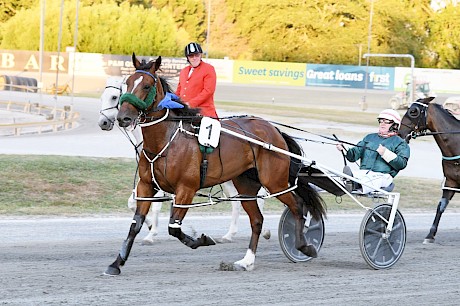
[416,96,435,105]
[132,52,141,69]
[154,56,162,72]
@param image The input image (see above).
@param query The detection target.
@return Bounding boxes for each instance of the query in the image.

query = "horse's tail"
[280,131,327,221]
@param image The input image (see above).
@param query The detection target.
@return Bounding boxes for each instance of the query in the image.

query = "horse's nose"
[118,117,132,127]
[98,120,113,131]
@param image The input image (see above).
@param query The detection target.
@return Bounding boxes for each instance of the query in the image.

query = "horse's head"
[398,96,435,143]
[98,76,124,131]
[117,53,164,128]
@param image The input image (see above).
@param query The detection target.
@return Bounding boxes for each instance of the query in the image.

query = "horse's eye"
[111,95,118,101]
[143,85,151,90]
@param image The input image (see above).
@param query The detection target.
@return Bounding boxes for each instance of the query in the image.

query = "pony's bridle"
[99,85,123,120]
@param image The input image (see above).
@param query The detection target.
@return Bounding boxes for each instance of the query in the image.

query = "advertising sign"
[233,60,306,86]
[0,50,68,73]
[306,64,394,90]
[73,54,188,79]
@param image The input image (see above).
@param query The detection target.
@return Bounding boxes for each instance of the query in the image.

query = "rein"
[268,119,378,153]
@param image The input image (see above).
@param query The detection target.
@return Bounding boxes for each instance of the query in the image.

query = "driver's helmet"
[377,109,401,129]
[184,42,203,57]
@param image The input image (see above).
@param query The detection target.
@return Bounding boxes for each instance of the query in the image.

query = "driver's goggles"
[378,118,394,124]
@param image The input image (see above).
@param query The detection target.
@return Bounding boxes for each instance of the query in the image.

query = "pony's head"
[117,53,165,128]
[98,76,124,130]
[398,96,435,143]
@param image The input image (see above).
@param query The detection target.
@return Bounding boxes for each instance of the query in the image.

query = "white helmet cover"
[378,109,401,128]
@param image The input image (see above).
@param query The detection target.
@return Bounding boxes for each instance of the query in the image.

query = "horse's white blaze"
[234,249,255,271]
[131,76,143,93]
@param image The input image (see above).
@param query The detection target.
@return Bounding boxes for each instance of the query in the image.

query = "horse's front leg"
[105,185,153,276]
[424,189,455,244]
[230,199,263,271]
[168,188,216,249]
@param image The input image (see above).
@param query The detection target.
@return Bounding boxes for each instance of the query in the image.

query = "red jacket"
[176,61,218,117]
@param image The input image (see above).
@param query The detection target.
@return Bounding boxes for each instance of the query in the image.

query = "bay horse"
[104,54,326,275]
[399,96,460,243]
[97,76,269,245]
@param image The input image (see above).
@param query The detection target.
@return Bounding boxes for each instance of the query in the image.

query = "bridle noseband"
[119,70,159,114]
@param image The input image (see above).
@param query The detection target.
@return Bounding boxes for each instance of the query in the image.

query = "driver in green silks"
[336,109,410,193]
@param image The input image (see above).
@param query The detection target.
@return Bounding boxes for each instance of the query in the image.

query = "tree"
[0,0,34,23]
[0,0,182,56]
[0,0,458,68]
[427,4,460,68]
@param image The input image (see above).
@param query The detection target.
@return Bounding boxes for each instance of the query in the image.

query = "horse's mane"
[433,102,458,121]
[137,60,154,70]
[158,76,201,117]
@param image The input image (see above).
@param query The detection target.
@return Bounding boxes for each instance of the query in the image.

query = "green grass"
[1,154,458,216]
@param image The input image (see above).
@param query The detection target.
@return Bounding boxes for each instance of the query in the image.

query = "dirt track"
[1,215,459,306]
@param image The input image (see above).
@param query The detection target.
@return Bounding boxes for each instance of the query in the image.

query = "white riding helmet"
[377,109,401,128]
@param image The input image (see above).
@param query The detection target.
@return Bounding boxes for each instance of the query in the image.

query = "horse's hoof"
[300,244,318,258]
[103,266,121,276]
[221,232,236,241]
[262,229,271,240]
[423,238,435,244]
[141,238,154,246]
[200,234,216,246]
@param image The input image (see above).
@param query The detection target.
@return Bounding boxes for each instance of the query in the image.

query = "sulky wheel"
[359,204,406,269]
[278,207,325,262]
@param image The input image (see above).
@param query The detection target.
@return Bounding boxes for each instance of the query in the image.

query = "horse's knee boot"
[131,214,145,234]
[438,198,449,213]
[168,219,183,237]
[118,215,145,262]
[168,224,182,238]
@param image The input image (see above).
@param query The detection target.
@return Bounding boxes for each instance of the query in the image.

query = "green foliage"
[426,4,460,68]
[0,0,182,56]
[0,0,35,23]
[153,0,207,45]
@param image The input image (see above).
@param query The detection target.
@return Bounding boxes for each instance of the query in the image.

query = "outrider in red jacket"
[176,61,218,118]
